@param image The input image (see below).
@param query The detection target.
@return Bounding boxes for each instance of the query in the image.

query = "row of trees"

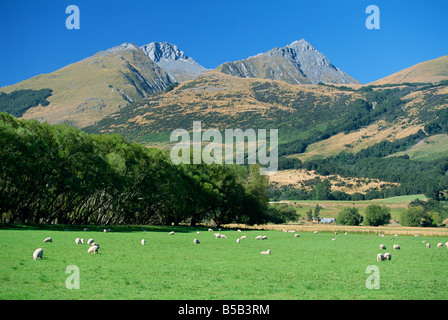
[335,204,391,226]
[0,113,272,226]
[336,201,446,227]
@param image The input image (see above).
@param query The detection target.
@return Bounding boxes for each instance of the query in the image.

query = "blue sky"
[0,0,447,87]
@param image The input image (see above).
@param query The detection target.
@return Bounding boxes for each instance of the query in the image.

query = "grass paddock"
[1,225,447,300]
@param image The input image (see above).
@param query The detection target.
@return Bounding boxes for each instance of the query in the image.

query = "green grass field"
[1,225,447,300]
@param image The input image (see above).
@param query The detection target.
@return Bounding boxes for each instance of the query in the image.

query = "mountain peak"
[216,39,360,85]
[140,42,207,82]
[141,42,188,62]
[104,42,140,54]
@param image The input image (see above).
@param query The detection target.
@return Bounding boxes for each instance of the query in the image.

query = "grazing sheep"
[87,238,94,245]
[426,243,431,248]
[377,253,384,261]
[380,244,386,250]
[87,245,99,254]
[103,229,108,233]
[294,234,300,238]
[193,239,200,244]
[208,228,213,232]
[240,236,247,240]
[236,238,240,244]
[332,238,336,241]
[283,230,287,233]
[220,234,227,239]
[414,234,419,237]
[314,231,318,234]
[393,244,400,250]
[141,239,146,245]
[334,232,338,235]
[260,249,271,255]
[214,233,221,238]
[344,232,348,235]
[255,235,262,240]
[384,253,392,261]
[43,237,52,243]
[237,229,242,232]
[196,231,200,234]
[169,231,175,235]
[91,242,100,249]
[261,235,267,240]
[75,238,80,245]
[80,238,84,244]
[33,248,43,260]
[437,243,443,248]
[288,230,296,233]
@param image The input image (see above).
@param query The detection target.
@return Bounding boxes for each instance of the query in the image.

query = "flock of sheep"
[376,234,448,262]
[33,228,448,261]
[33,230,107,260]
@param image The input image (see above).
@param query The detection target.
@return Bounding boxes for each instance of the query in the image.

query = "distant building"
[320,218,335,224]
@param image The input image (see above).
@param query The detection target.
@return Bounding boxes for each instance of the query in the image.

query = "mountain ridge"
[140,42,208,82]
[215,39,360,85]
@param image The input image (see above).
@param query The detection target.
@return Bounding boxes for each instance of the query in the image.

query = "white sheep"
[87,245,99,254]
[220,234,227,239]
[236,238,240,244]
[33,248,43,260]
[91,242,100,249]
[237,229,242,232]
[314,231,318,234]
[334,232,338,235]
[384,253,392,261]
[255,235,262,240]
[344,232,348,235]
[379,244,386,250]
[208,228,213,232]
[43,237,52,243]
[332,238,336,241]
[103,229,108,233]
[240,236,247,240]
[294,234,300,238]
[214,233,221,238]
[141,239,146,245]
[437,242,443,248]
[169,231,175,235]
[80,238,84,244]
[377,253,384,261]
[393,244,400,250]
[193,239,200,244]
[261,235,267,240]
[260,249,271,255]
[288,230,296,233]
[196,231,200,234]
[426,243,431,248]
[75,238,80,244]
[87,238,94,245]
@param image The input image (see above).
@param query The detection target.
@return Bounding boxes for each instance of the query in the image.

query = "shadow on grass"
[0,223,236,234]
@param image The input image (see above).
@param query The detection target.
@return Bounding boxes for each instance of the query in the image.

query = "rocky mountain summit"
[140,42,208,82]
[216,39,360,85]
